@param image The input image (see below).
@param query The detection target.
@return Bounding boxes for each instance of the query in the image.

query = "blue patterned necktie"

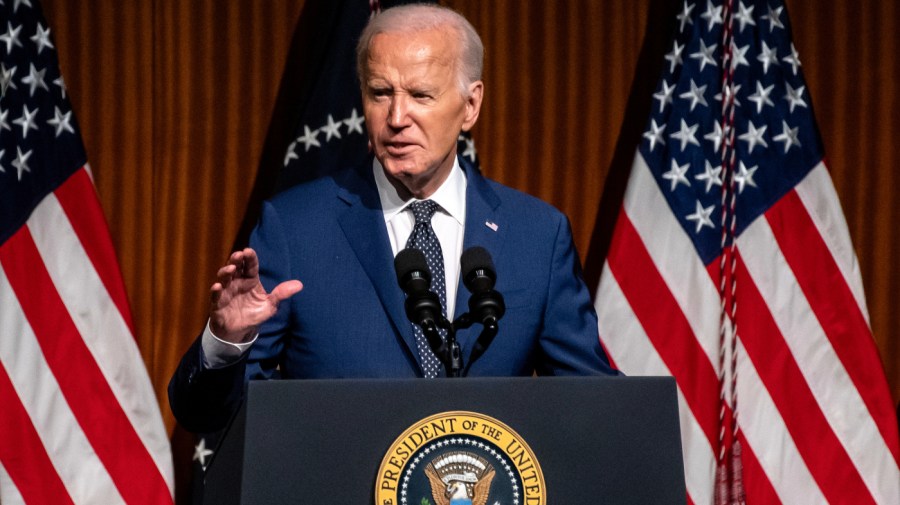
[405,200,447,378]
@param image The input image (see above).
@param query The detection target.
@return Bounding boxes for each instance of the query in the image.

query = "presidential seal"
[376,411,545,505]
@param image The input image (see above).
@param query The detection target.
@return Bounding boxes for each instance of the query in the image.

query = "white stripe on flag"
[625,154,722,368]
[596,263,715,505]
[794,163,870,324]
[739,212,900,503]
[734,340,825,504]
[0,267,125,504]
[26,193,174,490]
[0,459,26,505]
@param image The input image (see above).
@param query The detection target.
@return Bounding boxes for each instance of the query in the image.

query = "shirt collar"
[373,156,467,225]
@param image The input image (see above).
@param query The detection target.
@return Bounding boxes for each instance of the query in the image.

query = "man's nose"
[387,95,411,129]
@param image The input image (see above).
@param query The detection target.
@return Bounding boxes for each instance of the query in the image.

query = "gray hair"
[356,3,484,97]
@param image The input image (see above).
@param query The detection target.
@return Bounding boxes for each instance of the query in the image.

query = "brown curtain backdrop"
[41,0,900,438]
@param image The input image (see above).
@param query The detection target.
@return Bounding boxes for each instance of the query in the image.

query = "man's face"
[362,27,483,199]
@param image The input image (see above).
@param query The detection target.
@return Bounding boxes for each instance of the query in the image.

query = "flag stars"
[700,0,723,31]
[690,39,718,72]
[193,438,214,470]
[461,135,477,162]
[783,43,802,75]
[297,124,321,151]
[47,106,75,137]
[679,79,708,111]
[665,41,685,73]
[343,107,365,135]
[677,1,695,32]
[283,141,298,166]
[734,2,756,33]
[734,161,759,193]
[30,23,54,54]
[662,159,691,191]
[321,114,343,141]
[739,121,768,153]
[670,119,700,151]
[13,104,39,138]
[762,4,785,32]
[643,119,666,151]
[730,42,750,71]
[14,0,34,13]
[21,63,48,97]
[757,41,779,74]
[704,120,726,154]
[653,80,675,113]
[0,108,10,132]
[773,120,801,153]
[696,160,723,192]
[1,63,16,96]
[12,146,32,181]
[0,22,23,55]
[748,81,775,113]
[784,82,808,112]
[53,74,67,99]
[686,200,715,233]
[715,82,742,108]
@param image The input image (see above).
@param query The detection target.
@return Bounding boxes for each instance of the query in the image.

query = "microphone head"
[394,248,432,292]
[461,246,496,293]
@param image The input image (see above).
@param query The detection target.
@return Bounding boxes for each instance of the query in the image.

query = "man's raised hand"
[208,248,303,343]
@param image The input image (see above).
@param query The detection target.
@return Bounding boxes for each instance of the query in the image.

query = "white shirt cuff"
[201,320,258,369]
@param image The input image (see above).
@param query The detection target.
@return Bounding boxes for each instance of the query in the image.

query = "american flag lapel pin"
[485,220,499,232]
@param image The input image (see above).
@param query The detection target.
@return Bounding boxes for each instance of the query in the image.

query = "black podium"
[203,376,685,504]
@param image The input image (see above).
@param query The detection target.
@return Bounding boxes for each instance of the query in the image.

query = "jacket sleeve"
[534,214,621,377]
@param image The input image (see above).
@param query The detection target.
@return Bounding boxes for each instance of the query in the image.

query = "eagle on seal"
[425,452,496,505]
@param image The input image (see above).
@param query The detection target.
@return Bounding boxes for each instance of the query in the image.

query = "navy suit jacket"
[169,157,618,432]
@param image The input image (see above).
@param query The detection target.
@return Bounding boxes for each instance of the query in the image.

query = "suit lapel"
[334,164,422,372]
[455,160,503,354]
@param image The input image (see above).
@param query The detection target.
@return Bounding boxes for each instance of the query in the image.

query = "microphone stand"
[423,315,464,378]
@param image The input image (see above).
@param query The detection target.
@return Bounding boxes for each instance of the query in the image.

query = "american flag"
[0,1,174,503]
[594,0,900,503]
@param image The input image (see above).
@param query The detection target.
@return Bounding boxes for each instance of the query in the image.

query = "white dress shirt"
[202,157,468,368]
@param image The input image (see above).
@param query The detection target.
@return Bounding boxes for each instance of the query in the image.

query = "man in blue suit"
[169,4,618,433]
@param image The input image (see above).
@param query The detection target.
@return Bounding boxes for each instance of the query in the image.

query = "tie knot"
[409,200,439,224]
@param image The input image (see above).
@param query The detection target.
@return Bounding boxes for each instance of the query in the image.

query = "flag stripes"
[734,246,874,503]
[29,171,174,478]
[0,294,122,504]
[0,169,173,504]
[597,154,900,503]
[52,167,136,336]
[770,186,900,461]
[732,344,824,504]
[0,363,76,505]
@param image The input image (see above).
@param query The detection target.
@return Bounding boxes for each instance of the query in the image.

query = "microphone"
[394,248,443,330]
[461,247,505,327]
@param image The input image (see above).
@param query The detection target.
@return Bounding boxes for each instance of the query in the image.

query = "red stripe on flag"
[53,168,136,336]
[0,227,172,505]
[0,362,74,505]
[736,431,781,505]
[767,190,900,463]
[735,253,875,504]
[606,212,721,448]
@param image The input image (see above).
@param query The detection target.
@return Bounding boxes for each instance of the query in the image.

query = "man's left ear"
[461,80,484,132]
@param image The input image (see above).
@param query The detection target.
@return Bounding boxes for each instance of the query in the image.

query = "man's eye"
[371,88,391,97]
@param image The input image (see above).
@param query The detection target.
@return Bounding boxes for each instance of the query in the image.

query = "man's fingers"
[270,280,303,304]
[241,248,260,278]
